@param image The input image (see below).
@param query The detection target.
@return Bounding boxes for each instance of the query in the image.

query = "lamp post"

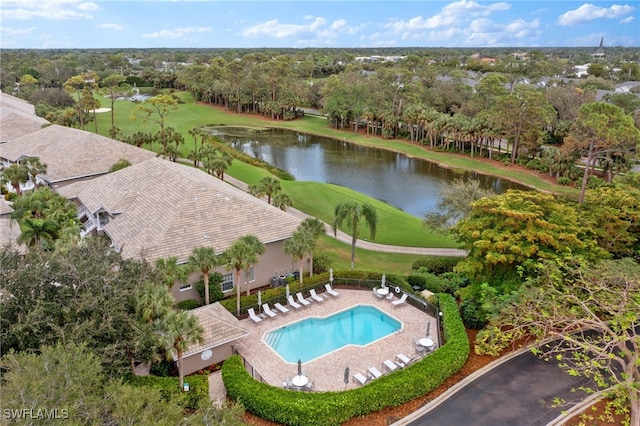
[436,310,443,349]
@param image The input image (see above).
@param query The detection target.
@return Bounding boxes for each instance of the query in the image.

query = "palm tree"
[188,127,203,166]
[249,176,281,204]
[161,311,204,390]
[189,246,218,305]
[22,157,47,188]
[284,230,314,284]
[333,200,377,270]
[18,218,60,249]
[155,256,188,290]
[299,217,325,276]
[238,235,265,296]
[137,281,174,324]
[221,235,264,316]
[272,193,292,211]
[1,163,29,195]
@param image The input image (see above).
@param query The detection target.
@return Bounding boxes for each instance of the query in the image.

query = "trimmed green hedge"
[125,374,209,410]
[222,293,469,425]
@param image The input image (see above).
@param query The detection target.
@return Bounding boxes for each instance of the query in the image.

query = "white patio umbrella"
[258,290,262,311]
[381,274,386,288]
[286,284,290,299]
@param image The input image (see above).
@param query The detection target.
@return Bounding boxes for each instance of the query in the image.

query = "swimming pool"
[264,305,402,363]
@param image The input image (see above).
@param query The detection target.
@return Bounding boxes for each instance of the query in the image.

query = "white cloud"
[558,3,636,26]
[100,23,123,31]
[242,16,327,39]
[0,0,98,20]
[386,0,511,32]
[1,25,36,36]
[619,15,635,23]
[143,27,212,39]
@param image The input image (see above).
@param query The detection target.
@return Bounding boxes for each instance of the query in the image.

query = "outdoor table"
[376,287,390,297]
[419,337,434,348]
[291,375,308,388]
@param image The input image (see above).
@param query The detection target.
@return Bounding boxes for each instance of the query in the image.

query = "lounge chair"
[309,289,324,302]
[373,287,382,299]
[262,303,278,318]
[248,308,262,323]
[304,380,315,391]
[274,302,290,314]
[287,295,302,309]
[396,353,411,367]
[296,292,311,306]
[324,283,339,297]
[391,293,407,306]
[383,359,399,372]
[353,372,368,386]
[367,366,383,380]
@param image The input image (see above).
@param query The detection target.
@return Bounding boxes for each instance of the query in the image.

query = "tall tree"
[284,230,314,284]
[155,256,188,290]
[22,156,47,188]
[565,102,640,204]
[17,218,60,250]
[189,246,218,305]
[476,259,640,426]
[136,281,174,324]
[131,94,178,150]
[101,74,131,139]
[298,217,325,276]
[248,176,281,205]
[160,311,204,390]
[1,163,29,195]
[333,200,377,270]
[221,235,265,315]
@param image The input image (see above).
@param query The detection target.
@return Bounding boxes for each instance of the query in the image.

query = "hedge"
[222,293,469,426]
[125,374,209,410]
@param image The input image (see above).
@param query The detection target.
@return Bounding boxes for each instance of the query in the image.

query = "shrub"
[557,177,572,186]
[312,254,332,274]
[176,299,201,310]
[412,256,461,274]
[194,273,225,303]
[587,175,607,189]
[459,299,487,329]
[221,293,469,426]
[125,374,208,410]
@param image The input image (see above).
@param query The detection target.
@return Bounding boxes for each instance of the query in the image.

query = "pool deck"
[233,288,437,392]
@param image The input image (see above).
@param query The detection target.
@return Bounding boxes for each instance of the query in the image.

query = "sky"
[0,0,639,49]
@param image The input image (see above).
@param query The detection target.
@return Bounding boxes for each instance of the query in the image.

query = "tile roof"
[178,302,251,360]
[0,92,50,141]
[58,157,302,262]
[0,125,156,183]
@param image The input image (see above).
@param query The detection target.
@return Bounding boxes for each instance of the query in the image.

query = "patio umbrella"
[329,268,334,283]
[381,274,386,288]
[426,322,431,337]
[297,359,302,376]
[258,290,262,309]
[344,366,350,389]
[286,284,290,299]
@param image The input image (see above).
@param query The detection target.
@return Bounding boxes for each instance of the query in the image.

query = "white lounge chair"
[396,353,411,367]
[373,287,382,299]
[287,295,302,309]
[274,302,290,314]
[296,292,311,306]
[391,293,407,306]
[262,303,278,318]
[248,308,262,323]
[383,359,399,372]
[324,283,339,297]
[353,372,368,386]
[368,366,383,380]
[309,289,324,302]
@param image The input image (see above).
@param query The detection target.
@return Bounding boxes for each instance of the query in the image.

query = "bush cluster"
[411,256,461,274]
[125,374,208,410]
[221,293,469,426]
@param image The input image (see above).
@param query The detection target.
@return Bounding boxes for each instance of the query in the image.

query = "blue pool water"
[264,305,402,363]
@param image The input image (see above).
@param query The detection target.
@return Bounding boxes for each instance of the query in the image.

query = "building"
[0,92,49,142]
[592,36,605,59]
[174,302,250,376]
[57,157,303,302]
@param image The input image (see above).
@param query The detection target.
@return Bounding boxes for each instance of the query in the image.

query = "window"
[179,283,192,292]
[221,273,234,292]
[248,267,255,282]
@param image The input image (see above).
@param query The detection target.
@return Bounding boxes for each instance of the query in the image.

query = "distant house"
[0,124,156,190]
[57,157,303,302]
[174,302,250,376]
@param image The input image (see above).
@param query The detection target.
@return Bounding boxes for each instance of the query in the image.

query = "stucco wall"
[180,343,234,377]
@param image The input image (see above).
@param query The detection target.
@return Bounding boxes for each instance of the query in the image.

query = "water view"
[210,127,526,218]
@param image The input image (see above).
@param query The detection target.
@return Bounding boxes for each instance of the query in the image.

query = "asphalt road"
[398,350,595,426]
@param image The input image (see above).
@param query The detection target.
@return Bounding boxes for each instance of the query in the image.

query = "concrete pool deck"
[233,288,437,392]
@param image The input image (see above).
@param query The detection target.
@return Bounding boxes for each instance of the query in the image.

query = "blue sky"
[1,1,638,49]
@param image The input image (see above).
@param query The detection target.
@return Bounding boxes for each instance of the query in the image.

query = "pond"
[209,127,527,218]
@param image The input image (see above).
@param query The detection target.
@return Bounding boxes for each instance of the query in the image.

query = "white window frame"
[221,272,234,293]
